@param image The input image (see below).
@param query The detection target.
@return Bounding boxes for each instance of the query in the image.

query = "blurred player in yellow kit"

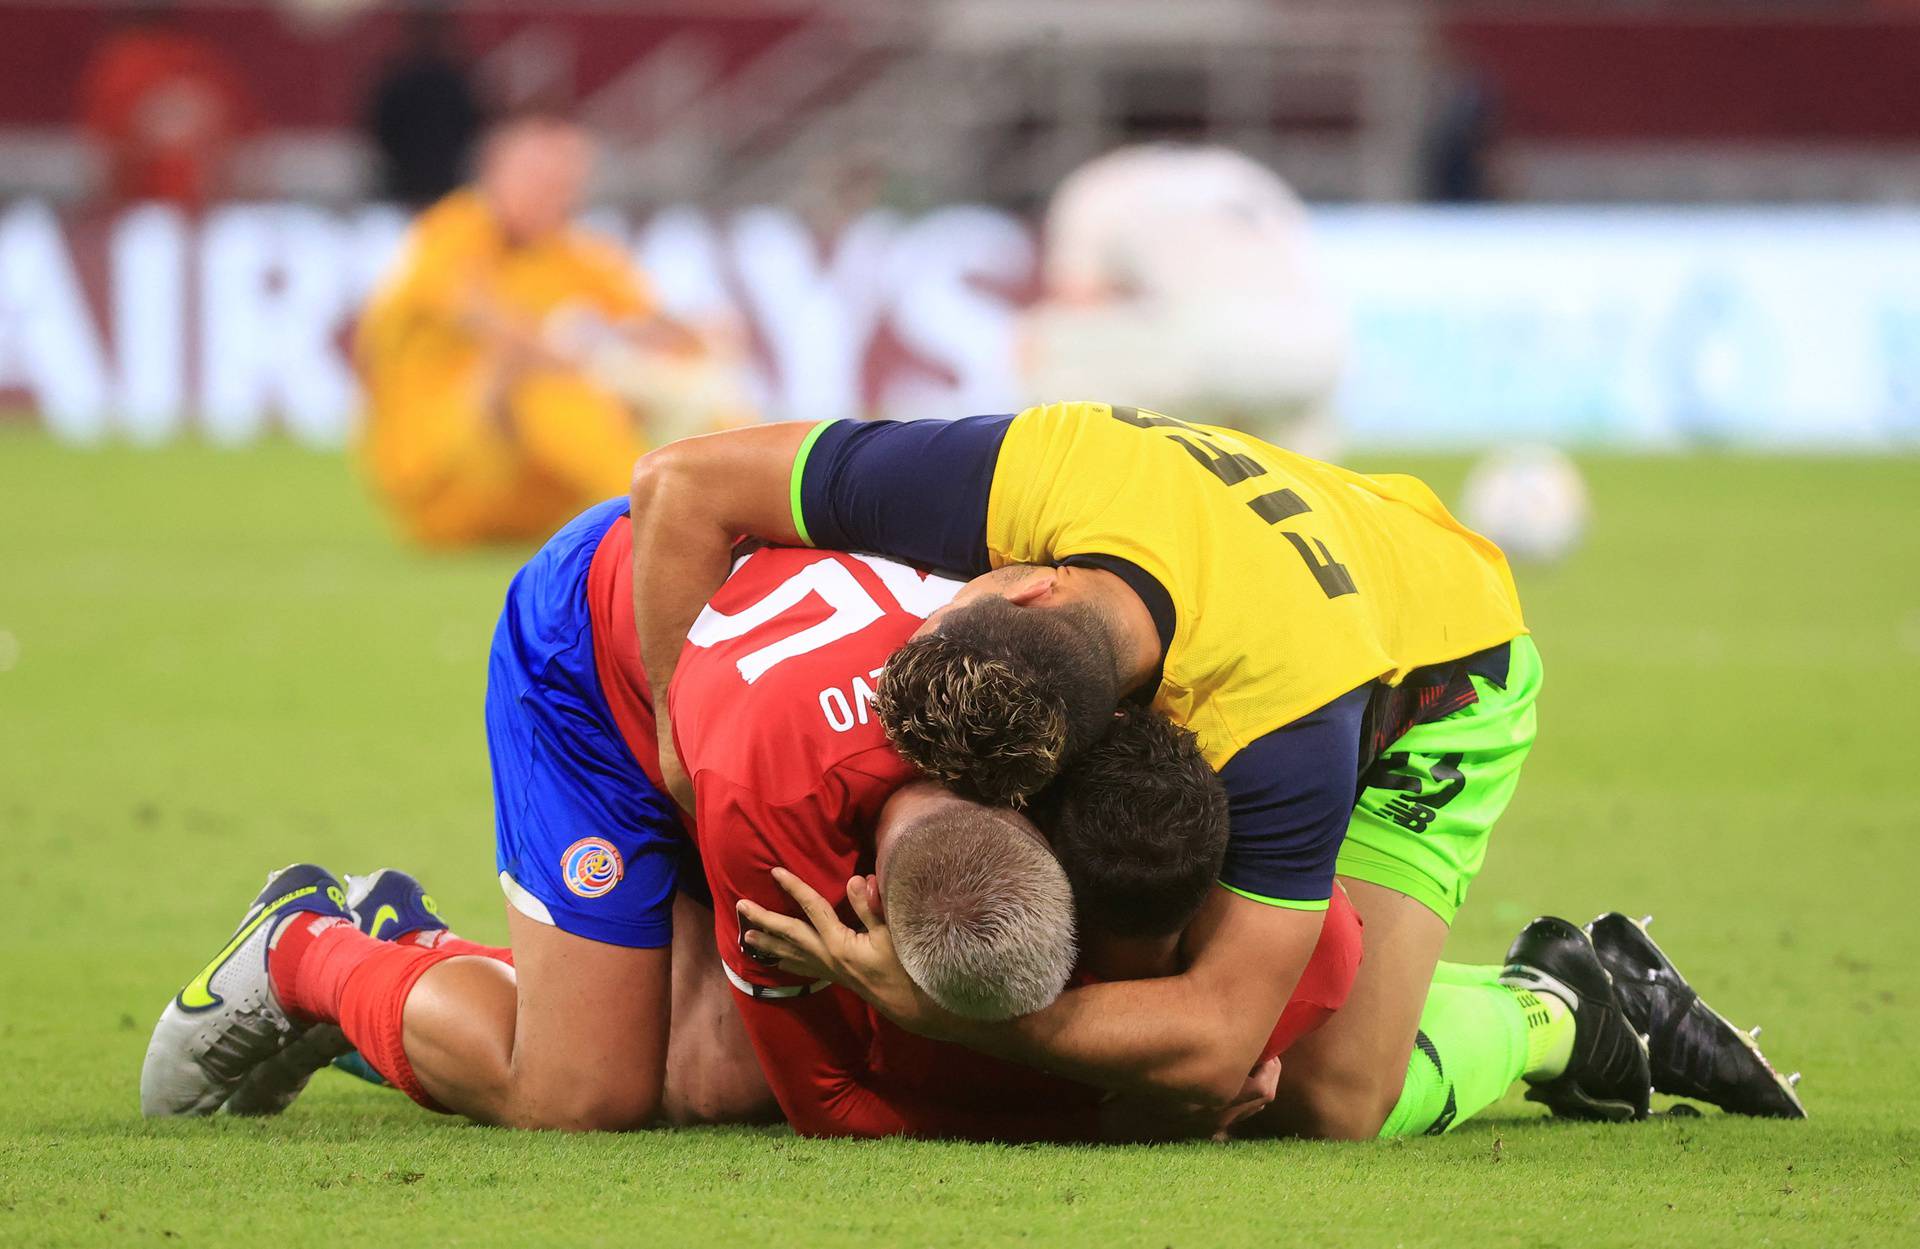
[356,111,752,547]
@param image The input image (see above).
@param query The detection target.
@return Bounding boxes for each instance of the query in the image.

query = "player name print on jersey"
[675,548,965,803]
[817,665,886,735]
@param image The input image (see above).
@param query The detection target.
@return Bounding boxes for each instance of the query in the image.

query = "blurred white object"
[1045,145,1319,299]
[587,341,759,444]
[1461,446,1591,565]
[1024,143,1348,456]
[544,304,759,444]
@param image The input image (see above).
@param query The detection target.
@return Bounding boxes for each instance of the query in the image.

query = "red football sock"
[395,929,515,966]
[268,914,357,1023]
[268,914,463,1111]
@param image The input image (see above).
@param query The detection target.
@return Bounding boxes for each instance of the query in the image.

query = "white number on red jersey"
[686,552,963,685]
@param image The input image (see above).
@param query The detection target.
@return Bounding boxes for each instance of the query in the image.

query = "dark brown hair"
[1038,707,1228,939]
[876,596,1121,806]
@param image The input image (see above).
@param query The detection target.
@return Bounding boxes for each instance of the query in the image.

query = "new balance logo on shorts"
[1381,796,1438,833]
[1365,751,1467,832]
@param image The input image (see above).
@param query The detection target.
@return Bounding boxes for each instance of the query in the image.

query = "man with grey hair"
[875,787,1076,1022]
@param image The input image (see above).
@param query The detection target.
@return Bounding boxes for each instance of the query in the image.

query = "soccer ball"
[1460,445,1591,565]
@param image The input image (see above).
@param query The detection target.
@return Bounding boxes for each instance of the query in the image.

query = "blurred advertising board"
[2,199,1916,449]
[1313,208,1920,450]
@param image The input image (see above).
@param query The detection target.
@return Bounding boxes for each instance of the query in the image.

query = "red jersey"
[671,544,1092,1138]
[673,545,958,994]
[591,533,1362,1138]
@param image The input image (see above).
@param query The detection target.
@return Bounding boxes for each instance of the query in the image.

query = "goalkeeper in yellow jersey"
[356,111,751,547]
[622,403,1806,1141]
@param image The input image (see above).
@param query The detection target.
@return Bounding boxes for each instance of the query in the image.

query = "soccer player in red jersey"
[141,499,1352,1136]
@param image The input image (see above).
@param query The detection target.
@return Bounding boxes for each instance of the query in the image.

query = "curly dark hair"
[1037,707,1228,939]
[875,596,1121,806]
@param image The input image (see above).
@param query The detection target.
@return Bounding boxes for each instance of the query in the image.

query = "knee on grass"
[501,1079,662,1133]
[660,1065,777,1128]
[1284,1069,1403,1141]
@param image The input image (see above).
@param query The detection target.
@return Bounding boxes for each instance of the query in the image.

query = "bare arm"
[620,310,705,357]
[742,872,1319,1108]
[970,891,1318,1106]
[627,423,816,805]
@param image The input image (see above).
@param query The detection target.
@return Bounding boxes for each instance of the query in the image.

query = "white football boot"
[140,864,351,1117]
[222,868,448,1114]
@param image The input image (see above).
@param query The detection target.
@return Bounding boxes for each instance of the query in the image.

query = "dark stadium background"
[3,0,1918,446]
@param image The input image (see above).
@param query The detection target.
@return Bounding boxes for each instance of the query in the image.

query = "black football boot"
[1501,916,1653,1122]
[1587,912,1806,1119]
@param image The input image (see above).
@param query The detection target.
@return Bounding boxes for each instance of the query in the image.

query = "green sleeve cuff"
[1219,883,1331,912]
[788,420,834,547]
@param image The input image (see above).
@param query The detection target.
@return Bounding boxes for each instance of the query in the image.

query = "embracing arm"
[963,692,1374,1104]
[745,872,1320,1110]
[629,423,814,800]
[963,889,1320,1106]
[632,416,1016,805]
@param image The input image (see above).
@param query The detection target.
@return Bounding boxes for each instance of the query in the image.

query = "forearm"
[933,896,1322,1108]
[941,974,1271,1108]
[629,459,737,705]
[627,423,813,703]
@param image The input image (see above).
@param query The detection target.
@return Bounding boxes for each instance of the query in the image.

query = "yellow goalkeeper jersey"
[796,401,1526,769]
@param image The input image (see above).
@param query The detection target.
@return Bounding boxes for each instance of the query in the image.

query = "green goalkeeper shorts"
[1334,635,1541,925]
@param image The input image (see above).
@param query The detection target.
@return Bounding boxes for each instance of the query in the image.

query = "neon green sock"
[1431,962,1573,1075]
[1377,963,1573,1138]
[1429,959,1500,987]
[1512,986,1574,1079]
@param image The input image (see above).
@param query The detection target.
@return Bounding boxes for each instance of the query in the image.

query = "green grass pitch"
[1,432,1917,1247]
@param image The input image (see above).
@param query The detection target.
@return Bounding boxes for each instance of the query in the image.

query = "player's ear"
[1004,570,1057,607]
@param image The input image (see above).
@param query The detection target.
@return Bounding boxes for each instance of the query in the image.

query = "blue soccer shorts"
[486,498,687,949]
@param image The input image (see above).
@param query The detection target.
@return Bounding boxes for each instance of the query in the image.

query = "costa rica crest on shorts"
[562,837,624,898]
